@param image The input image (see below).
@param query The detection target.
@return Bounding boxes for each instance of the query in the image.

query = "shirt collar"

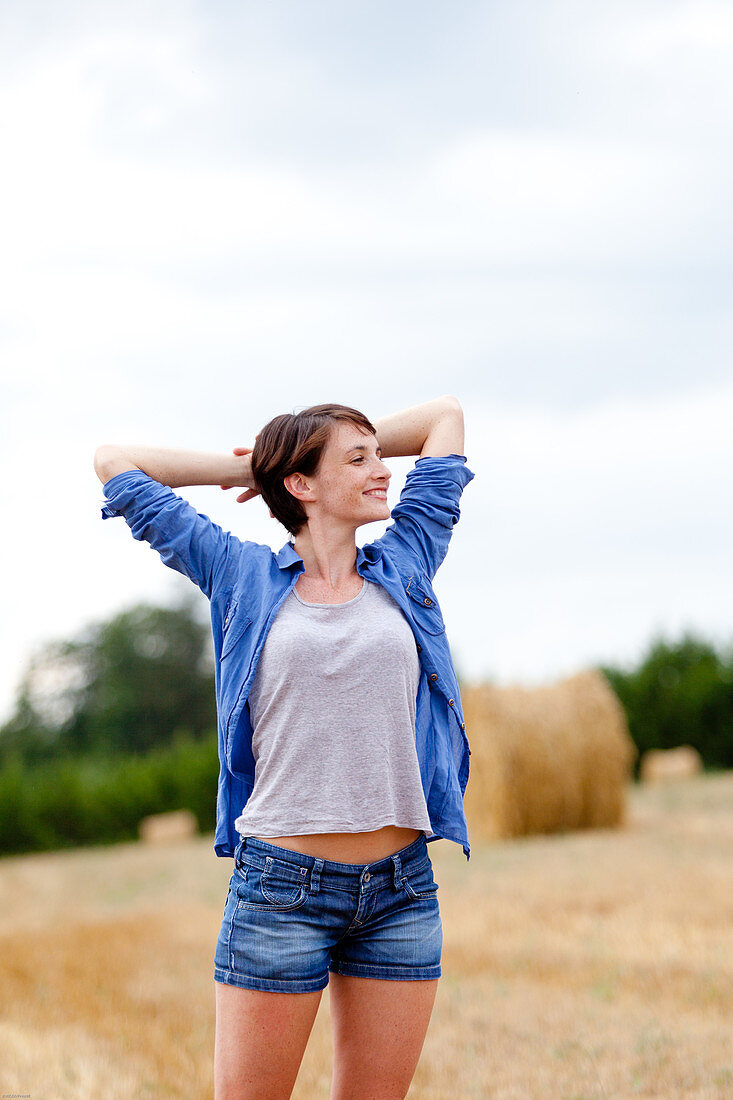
[276,539,384,569]
[275,541,302,569]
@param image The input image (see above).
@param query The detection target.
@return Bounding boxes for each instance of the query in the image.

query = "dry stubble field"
[0,772,731,1099]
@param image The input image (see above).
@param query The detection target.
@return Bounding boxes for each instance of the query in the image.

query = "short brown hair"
[252,403,377,536]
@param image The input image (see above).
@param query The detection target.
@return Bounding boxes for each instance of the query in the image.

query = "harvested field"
[0,772,731,1098]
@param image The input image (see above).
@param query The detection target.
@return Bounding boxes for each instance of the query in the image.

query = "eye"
[352,457,364,463]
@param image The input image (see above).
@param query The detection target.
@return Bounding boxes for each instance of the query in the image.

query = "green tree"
[600,631,733,773]
[0,593,216,763]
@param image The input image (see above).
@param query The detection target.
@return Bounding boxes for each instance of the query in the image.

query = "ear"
[283,472,315,501]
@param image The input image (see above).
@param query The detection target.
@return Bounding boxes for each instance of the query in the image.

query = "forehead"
[326,421,377,456]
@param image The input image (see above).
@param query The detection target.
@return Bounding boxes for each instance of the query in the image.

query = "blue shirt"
[101,454,476,860]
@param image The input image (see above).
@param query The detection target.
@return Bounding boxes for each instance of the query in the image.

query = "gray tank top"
[234,576,433,839]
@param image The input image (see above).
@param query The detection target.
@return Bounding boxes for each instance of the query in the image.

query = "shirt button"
[461,721,466,729]
[448,698,455,706]
[430,673,438,682]
[423,597,432,606]
[416,644,422,653]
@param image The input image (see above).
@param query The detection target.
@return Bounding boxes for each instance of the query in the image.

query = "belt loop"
[309,857,324,894]
[391,852,403,892]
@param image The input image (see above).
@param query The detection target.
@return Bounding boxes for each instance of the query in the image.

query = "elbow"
[94,445,116,480]
[94,445,109,478]
[441,396,464,428]
[94,445,136,484]
[441,395,463,417]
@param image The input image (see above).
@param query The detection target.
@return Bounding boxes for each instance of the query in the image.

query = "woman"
[95,394,475,1100]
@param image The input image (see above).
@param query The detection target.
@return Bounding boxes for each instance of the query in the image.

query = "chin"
[359,502,390,523]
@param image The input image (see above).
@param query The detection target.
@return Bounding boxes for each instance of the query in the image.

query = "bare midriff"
[252,825,423,864]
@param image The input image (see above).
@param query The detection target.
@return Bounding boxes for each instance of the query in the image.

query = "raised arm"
[373,395,464,460]
[95,444,256,599]
[93,444,256,497]
[370,396,473,580]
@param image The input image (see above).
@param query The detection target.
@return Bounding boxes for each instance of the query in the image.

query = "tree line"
[0,592,216,765]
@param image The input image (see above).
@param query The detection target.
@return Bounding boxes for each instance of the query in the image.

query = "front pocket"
[235,857,309,911]
[405,574,446,635]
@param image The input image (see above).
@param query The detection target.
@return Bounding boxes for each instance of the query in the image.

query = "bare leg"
[328,973,439,1100]
[215,980,324,1100]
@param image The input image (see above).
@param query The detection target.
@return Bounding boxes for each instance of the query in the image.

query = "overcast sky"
[1,0,732,726]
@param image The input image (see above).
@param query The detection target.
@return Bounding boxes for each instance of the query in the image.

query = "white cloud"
[617,0,733,60]
[445,380,733,684]
[424,129,723,265]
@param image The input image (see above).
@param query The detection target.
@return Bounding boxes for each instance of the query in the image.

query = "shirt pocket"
[405,573,446,635]
[220,599,254,661]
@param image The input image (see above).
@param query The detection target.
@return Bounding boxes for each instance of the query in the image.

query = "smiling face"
[296,420,392,532]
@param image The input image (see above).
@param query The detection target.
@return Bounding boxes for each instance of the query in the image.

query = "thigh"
[329,973,439,1100]
[215,981,323,1100]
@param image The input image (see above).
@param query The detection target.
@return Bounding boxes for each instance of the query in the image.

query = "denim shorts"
[214,832,442,993]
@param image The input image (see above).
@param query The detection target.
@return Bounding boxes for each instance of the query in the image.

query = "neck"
[292,521,358,587]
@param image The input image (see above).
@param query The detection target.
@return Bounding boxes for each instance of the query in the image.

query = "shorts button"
[364,872,371,881]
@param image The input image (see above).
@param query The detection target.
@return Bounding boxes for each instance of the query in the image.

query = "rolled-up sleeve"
[101,470,241,600]
[375,455,475,580]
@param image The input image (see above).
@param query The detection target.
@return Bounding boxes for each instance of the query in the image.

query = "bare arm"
[373,395,464,459]
[93,444,256,497]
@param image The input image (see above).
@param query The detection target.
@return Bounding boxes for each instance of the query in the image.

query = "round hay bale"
[462,668,637,842]
[138,809,198,845]
[639,745,703,784]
